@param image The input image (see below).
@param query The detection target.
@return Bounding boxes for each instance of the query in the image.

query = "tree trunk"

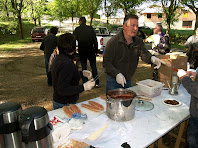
[4,4,9,18]
[166,16,171,37]
[195,12,198,31]
[38,17,41,26]
[106,17,109,28]
[18,12,24,39]
[72,14,74,31]
[34,18,37,26]
[90,13,93,26]
[124,9,127,16]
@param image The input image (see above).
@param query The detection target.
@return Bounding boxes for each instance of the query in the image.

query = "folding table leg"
[174,120,187,148]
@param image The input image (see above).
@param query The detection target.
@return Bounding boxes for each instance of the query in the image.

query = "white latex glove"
[151,56,166,69]
[82,70,92,80]
[83,80,95,91]
[116,73,126,87]
[177,69,187,78]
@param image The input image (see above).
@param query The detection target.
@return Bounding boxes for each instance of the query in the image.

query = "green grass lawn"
[0,20,53,51]
[0,19,193,51]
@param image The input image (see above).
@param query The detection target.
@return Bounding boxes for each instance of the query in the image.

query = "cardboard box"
[151,54,188,88]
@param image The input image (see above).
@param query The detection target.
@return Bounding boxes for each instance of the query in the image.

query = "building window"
[183,13,188,17]
[147,13,151,18]
[158,13,162,18]
[182,21,192,28]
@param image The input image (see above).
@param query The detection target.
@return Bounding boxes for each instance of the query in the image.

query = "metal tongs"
[92,69,105,82]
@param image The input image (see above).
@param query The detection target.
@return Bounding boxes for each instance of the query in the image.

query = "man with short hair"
[74,17,100,87]
[40,27,58,86]
[103,14,166,92]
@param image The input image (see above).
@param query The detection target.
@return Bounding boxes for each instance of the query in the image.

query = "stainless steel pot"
[106,89,137,121]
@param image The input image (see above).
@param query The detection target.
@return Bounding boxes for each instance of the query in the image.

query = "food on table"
[100,94,106,100]
[58,139,89,148]
[138,97,152,101]
[107,91,135,100]
[164,100,179,105]
[69,104,81,114]
[62,106,74,118]
[81,103,101,112]
[88,101,104,110]
[87,124,109,141]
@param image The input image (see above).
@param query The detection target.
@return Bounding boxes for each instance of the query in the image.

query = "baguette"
[69,104,81,114]
[81,104,101,112]
[62,106,74,118]
[88,101,104,110]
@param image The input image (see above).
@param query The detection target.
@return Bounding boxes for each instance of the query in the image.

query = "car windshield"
[94,27,108,35]
[32,28,44,33]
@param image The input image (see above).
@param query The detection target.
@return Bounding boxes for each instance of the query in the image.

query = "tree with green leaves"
[10,0,30,39]
[81,0,103,25]
[152,0,180,36]
[181,0,198,31]
[46,0,69,32]
[47,0,79,30]
[0,0,12,18]
[103,0,118,28]
[113,0,144,16]
[28,0,47,26]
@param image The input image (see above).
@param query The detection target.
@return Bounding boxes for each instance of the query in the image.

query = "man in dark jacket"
[177,69,198,148]
[103,14,166,92]
[40,27,58,86]
[73,17,100,87]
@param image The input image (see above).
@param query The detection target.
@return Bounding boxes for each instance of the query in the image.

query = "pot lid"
[21,106,47,119]
[0,102,21,114]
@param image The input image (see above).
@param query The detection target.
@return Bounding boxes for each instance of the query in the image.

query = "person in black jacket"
[40,27,58,86]
[51,33,95,110]
[177,69,198,148]
[73,17,100,87]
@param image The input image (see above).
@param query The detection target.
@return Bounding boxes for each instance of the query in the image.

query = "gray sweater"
[103,31,152,80]
[182,74,198,118]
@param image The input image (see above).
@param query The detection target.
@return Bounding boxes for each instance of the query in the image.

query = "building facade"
[142,7,196,30]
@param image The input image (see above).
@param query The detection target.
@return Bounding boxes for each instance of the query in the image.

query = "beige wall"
[143,9,196,30]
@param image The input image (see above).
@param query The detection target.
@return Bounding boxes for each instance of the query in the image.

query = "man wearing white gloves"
[177,69,198,148]
[51,33,95,110]
[103,14,166,92]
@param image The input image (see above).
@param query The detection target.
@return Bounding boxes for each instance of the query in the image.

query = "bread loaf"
[81,104,101,112]
[69,104,81,114]
[88,101,104,110]
[62,106,74,118]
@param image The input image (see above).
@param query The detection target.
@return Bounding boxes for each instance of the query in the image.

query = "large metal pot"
[106,89,137,121]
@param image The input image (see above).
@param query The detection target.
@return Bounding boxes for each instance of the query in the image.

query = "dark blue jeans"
[187,115,198,148]
[79,53,100,85]
[45,55,52,86]
[106,74,131,93]
[53,101,77,110]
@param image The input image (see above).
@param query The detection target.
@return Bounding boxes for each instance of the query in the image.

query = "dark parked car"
[110,27,146,39]
[31,27,48,42]
[138,26,152,30]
